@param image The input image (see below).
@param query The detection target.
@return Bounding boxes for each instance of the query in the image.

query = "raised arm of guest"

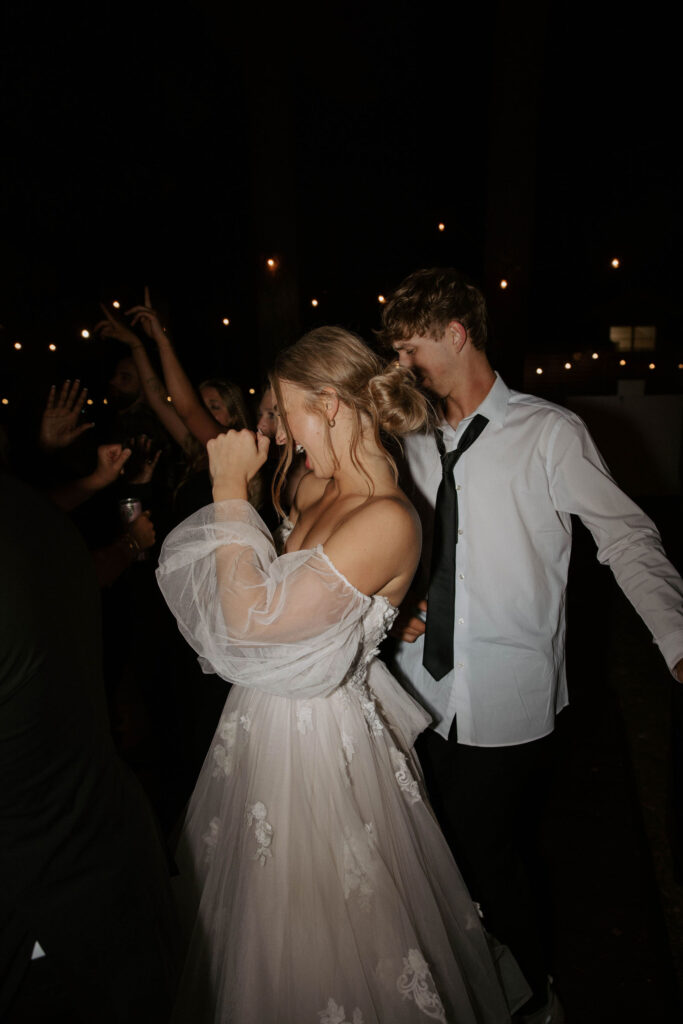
[39,379,95,452]
[127,288,222,446]
[49,443,132,511]
[95,306,191,450]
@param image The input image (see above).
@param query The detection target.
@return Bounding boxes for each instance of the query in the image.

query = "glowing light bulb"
[248,388,256,395]
[619,359,626,366]
[166,396,172,402]
[311,299,319,307]
[222,318,230,326]
[564,362,572,370]
[86,398,93,406]
[1,398,8,405]
[378,295,386,304]
[14,342,22,350]
[678,363,683,370]
[500,279,508,290]
[81,329,90,339]
[591,352,599,360]
[611,258,620,269]
[266,258,277,270]
[438,223,445,232]
[112,300,121,309]
[49,343,57,352]
[648,362,655,370]
[535,367,543,375]
[103,398,108,404]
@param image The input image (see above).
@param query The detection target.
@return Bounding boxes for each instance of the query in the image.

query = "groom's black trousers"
[415,724,555,1002]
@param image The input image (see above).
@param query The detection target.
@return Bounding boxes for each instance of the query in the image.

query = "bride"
[157,327,529,1023]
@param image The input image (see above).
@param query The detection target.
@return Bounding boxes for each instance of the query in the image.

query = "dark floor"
[542,503,683,1021]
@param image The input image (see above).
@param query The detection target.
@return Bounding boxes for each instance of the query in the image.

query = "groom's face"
[392,331,457,398]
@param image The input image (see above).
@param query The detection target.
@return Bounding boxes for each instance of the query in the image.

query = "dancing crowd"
[2,269,682,1023]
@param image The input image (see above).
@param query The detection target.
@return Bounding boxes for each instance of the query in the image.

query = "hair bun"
[367,365,431,436]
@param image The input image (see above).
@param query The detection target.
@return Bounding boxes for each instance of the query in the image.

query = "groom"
[380,267,683,1023]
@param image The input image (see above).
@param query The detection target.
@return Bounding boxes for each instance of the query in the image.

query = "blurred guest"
[0,471,181,1023]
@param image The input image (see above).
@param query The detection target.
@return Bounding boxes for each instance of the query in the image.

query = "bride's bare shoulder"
[322,492,421,602]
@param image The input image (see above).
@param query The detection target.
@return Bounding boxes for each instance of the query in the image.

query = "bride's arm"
[156,498,370,698]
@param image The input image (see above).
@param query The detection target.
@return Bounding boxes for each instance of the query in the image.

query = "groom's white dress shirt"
[392,373,683,746]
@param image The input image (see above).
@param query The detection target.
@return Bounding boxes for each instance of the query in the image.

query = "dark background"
[1,0,681,408]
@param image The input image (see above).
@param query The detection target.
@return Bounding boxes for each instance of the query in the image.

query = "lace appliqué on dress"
[341,729,355,763]
[396,949,446,1022]
[343,599,399,737]
[390,747,421,804]
[245,801,273,865]
[342,824,375,912]
[296,701,313,735]
[212,711,238,777]
[202,816,220,863]
[318,998,364,1024]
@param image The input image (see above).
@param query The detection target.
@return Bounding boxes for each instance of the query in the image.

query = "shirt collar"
[439,372,510,439]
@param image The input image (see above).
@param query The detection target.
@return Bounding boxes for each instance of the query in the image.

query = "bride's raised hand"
[208,429,270,501]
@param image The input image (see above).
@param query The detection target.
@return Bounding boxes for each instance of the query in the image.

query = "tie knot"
[440,413,489,472]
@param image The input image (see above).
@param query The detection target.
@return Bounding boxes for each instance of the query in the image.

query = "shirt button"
[456,484,462,491]
[458,529,463,536]
[455,662,464,670]
[458,573,465,580]
[457,617,464,624]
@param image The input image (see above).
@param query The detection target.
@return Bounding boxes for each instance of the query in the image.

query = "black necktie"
[422,414,488,680]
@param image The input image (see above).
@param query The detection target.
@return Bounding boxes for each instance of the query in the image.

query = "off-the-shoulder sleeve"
[156,499,369,699]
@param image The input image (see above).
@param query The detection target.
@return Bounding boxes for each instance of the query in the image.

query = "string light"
[378,295,386,304]
[535,367,543,375]
[81,329,90,339]
[103,398,108,405]
[311,299,319,307]
[591,352,599,360]
[679,363,683,370]
[648,362,655,370]
[48,344,57,352]
[248,388,256,395]
[266,258,277,270]
[112,301,121,309]
[564,362,572,370]
[166,396,172,402]
[86,399,93,406]
[619,359,626,366]
[222,318,230,326]
[14,342,22,350]
[438,223,445,232]
[1,398,8,405]
[500,279,508,290]
[611,258,620,269]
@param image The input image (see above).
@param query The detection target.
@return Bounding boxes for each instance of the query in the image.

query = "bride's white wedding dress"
[157,500,529,1023]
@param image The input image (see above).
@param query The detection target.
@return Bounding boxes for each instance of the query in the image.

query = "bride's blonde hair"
[270,326,431,516]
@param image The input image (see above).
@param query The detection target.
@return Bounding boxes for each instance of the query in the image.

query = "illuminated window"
[610,325,656,352]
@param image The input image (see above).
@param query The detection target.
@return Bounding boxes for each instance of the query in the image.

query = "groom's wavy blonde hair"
[270,326,431,517]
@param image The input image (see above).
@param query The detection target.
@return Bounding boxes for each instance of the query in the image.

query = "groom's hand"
[392,598,428,643]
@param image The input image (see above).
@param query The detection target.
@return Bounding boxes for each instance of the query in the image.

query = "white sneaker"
[516,977,565,1024]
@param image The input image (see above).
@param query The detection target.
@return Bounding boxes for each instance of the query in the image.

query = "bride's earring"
[295,443,304,454]
[328,418,336,428]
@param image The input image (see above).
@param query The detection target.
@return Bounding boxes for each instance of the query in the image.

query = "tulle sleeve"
[156,499,370,699]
